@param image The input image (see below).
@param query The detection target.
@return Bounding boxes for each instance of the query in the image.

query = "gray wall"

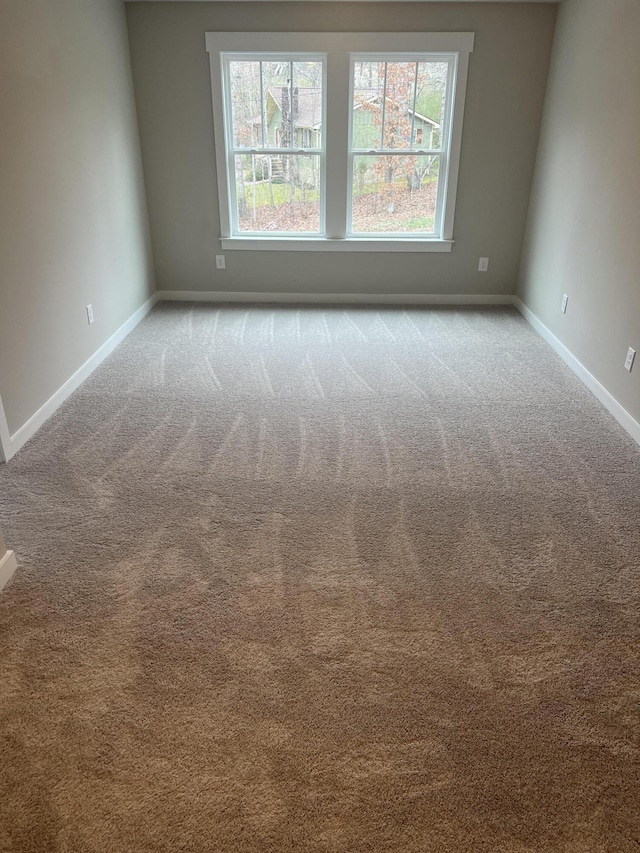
[126,2,556,297]
[518,0,640,425]
[0,0,155,436]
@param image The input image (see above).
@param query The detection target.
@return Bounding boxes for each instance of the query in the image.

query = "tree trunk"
[236,158,247,217]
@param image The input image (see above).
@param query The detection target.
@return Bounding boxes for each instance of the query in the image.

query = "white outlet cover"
[561,294,569,314]
[216,255,226,270]
[625,347,636,372]
[86,304,94,325]
[478,258,489,272]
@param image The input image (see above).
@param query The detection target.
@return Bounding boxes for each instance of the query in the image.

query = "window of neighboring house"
[206,33,474,251]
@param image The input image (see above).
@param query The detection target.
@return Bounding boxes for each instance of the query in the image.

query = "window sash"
[230,153,325,237]
[348,54,456,238]
[222,54,327,236]
[349,154,442,237]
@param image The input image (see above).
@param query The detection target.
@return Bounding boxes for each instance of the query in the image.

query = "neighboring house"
[251,87,323,150]
[352,89,440,150]
[249,86,439,179]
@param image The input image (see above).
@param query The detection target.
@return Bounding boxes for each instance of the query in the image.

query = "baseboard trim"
[513,296,640,447]
[3,293,159,462]
[0,549,18,593]
[6,290,635,457]
[157,290,515,306]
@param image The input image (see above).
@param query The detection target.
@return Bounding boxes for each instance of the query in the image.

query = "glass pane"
[353,61,385,149]
[382,62,416,150]
[352,60,450,152]
[414,62,449,150]
[234,154,321,233]
[351,154,440,234]
[293,61,323,149]
[260,61,323,150]
[352,61,422,151]
[229,61,263,148]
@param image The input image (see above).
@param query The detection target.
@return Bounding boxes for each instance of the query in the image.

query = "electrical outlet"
[216,255,226,270]
[624,347,636,373]
[561,294,569,314]
[86,304,94,325]
[478,257,489,272]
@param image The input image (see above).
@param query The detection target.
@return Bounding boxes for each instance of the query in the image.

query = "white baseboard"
[157,290,515,306]
[0,549,18,593]
[2,293,159,462]
[4,290,635,459]
[513,296,640,447]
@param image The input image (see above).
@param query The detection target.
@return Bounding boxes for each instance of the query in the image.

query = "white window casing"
[206,32,474,253]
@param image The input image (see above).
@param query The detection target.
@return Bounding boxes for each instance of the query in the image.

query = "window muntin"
[224,56,326,236]
[349,57,453,237]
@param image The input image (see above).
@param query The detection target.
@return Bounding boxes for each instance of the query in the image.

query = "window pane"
[351,154,440,234]
[381,62,416,150]
[353,61,385,149]
[352,60,449,152]
[260,61,323,150]
[293,61,323,149]
[234,154,321,233]
[229,61,263,148]
[230,60,323,151]
[352,61,422,151]
[414,62,449,149]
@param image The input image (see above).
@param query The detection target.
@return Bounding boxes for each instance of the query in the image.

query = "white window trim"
[205,32,474,253]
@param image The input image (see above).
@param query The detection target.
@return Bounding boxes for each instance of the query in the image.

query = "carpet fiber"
[1,303,639,852]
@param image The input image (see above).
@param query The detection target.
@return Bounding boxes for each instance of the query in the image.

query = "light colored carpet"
[0,303,639,853]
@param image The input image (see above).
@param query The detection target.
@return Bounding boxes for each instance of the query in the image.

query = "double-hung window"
[206,33,474,252]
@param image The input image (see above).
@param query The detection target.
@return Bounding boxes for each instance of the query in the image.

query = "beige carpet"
[1,303,639,852]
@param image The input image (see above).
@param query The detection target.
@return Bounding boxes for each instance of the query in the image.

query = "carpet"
[0,303,639,852]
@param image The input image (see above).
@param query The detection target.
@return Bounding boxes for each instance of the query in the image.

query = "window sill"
[220,237,454,253]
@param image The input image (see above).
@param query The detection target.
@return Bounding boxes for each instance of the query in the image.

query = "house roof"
[354,89,439,127]
[269,87,323,129]
[251,86,439,130]
[252,87,323,130]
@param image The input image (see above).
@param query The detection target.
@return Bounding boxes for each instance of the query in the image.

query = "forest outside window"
[206,33,474,252]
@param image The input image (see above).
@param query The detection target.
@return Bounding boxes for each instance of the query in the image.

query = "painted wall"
[518,0,640,425]
[125,2,556,297]
[0,0,155,436]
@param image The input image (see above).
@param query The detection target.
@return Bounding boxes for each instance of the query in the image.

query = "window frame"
[206,32,475,253]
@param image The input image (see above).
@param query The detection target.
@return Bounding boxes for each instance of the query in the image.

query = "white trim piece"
[442,48,470,241]
[220,237,453,252]
[157,290,513,306]
[206,32,475,55]
[0,549,18,593]
[3,294,159,462]
[0,396,11,463]
[208,41,232,239]
[514,297,640,447]
[326,50,350,239]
